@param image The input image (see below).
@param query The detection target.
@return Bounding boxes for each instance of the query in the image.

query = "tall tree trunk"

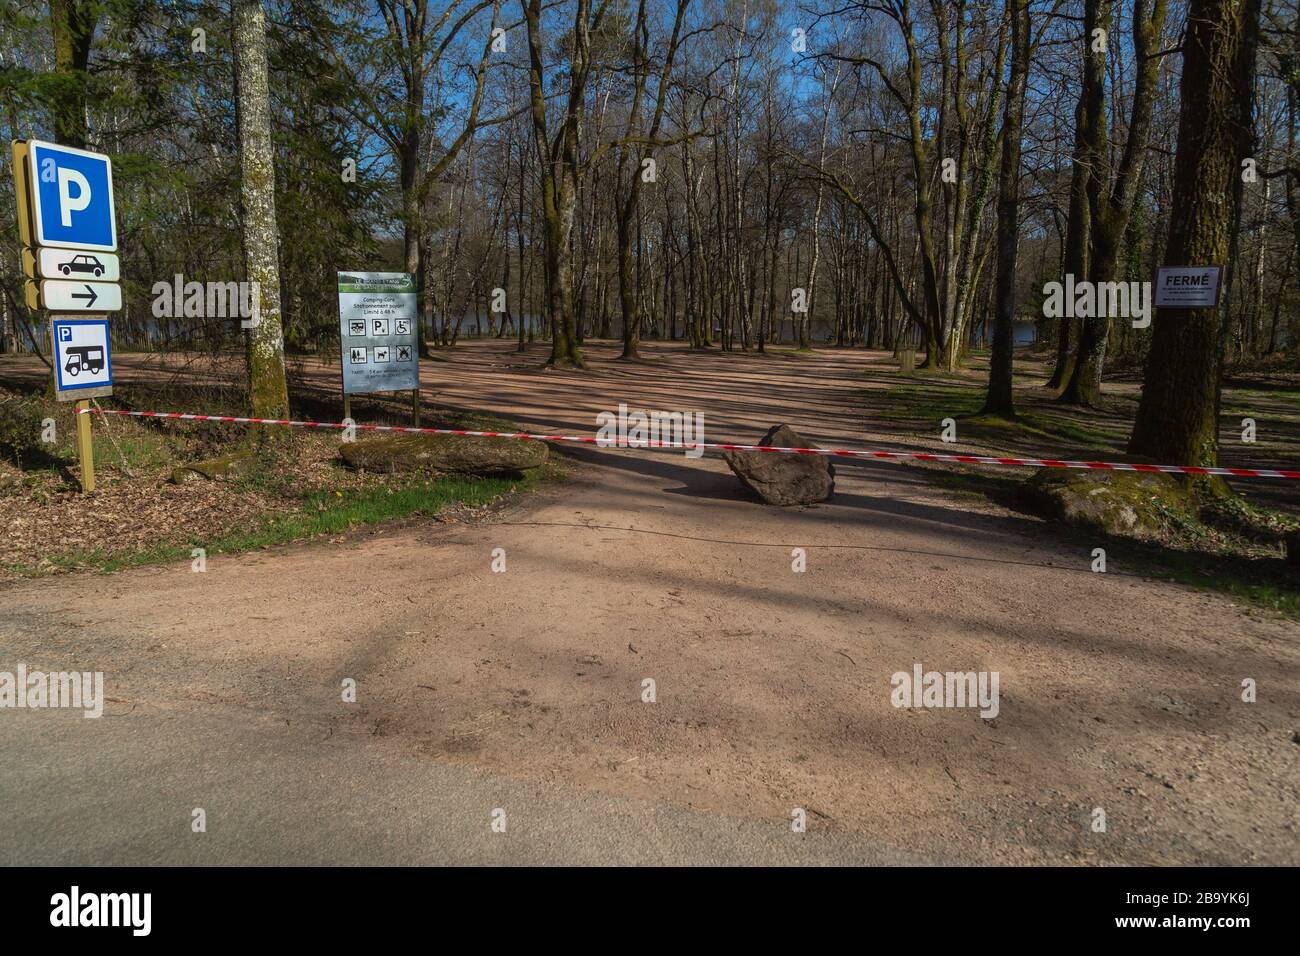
[1053,0,1109,397]
[517,122,530,352]
[803,63,841,350]
[233,0,289,421]
[984,0,1029,417]
[616,0,688,360]
[1128,0,1259,468]
[362,1,498,356]
[524,0,608,368]
[1048,27,1098,393]
[49,0,97,148]
[0,281,15,354]
[1264,244,1292,354]
[1061,0,1170,406]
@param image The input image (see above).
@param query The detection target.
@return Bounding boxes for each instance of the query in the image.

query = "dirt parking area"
[2,340,1297,864]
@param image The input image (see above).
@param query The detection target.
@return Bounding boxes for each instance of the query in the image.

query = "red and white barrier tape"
[79,407,1300,480]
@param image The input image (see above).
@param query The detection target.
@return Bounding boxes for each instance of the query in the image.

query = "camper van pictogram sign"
[52,316,113,398]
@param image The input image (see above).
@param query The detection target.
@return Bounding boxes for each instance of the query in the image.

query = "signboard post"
[51,316,114,398]
[75,400,95,493]
[13,138,122,492]
[337,272,421,424]
[13,139,123,314]
[50,316,113,493]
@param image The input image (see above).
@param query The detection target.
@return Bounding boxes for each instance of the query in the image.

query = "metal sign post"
[337,272,420,425]
[14,139,123,315]
[50,315,113,492]
[13,138,121,494]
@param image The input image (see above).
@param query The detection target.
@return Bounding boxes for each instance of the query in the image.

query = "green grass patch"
[879,379,1120,451]
[223,472,535,547]
[1221,404,1300,424]
[880,382,984,423]
[90,429,174,473]
[907,463,1299,621]
[1004,411,1115,450]
[1158,563,1300,620]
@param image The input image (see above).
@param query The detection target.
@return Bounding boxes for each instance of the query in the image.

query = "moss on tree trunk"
[233,0,290,424]
[1128,0,1258,468]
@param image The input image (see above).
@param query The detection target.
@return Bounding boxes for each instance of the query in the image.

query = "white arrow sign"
[24,247,120,282]
[40,279,122,312]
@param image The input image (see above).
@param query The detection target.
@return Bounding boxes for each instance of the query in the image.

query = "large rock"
[1017,469,1190,537]
[169,451,257,484]
[722,424,835,506]
[340,432,547,475]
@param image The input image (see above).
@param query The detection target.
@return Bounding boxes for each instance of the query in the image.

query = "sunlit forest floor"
[0,364,557,575]
[1,340,1296,613]
[862,346,1300,514]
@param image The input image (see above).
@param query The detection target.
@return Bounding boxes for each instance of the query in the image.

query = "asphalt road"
[0,705,931,866]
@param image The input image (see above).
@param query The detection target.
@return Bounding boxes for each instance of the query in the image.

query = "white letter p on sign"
[57,167,92,227]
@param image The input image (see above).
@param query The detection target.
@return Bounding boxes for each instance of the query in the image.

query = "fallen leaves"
[0,425,371,575]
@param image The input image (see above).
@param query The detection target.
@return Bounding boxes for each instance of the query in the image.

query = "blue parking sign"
[28,140,117,252]
[52,317,113,393]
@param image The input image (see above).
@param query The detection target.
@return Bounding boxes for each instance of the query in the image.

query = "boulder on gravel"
[1016,469,1189,537]
[339,432,547,475]
[722,424,834,506]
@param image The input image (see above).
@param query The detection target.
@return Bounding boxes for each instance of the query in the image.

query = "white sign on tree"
[1154,266,1222,309]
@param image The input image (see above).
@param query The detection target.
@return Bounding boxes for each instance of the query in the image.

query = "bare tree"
[233,0,289,420]
[523,0,614,367]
